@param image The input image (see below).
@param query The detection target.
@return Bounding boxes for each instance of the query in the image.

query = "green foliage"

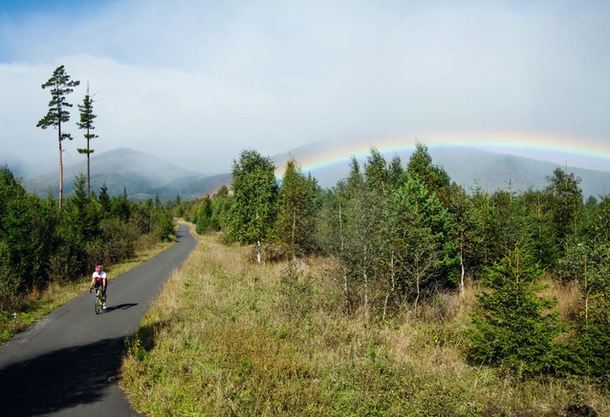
[338,155,385,312]
[447,183,487,288]
[76,90,98,143]
[466,243,563,377]
[63,173,101,243]
[0,164,174,301]
[273,159,319,259]
[0,240,21,307]
[87,218,140,266]
[0,167,57,291]
[111,188,131,222]
[568,318,610,385]
[153,209,175,242]
[386,175,457,309]
[36,65,80,137]
[97,184,111,217]
[555,197,610,382]
[226,149,277,247]
[122,233,609,417]
[36,65,80,208]
[521,189,558,269]
[195,195,215,234]
[544,168,584,264]
[406,141,451,206]
[76,85,98,196]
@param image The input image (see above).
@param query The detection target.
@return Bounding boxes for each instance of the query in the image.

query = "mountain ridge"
[22,144,610,202]
[24,148,230,201]
[272,141,610,198]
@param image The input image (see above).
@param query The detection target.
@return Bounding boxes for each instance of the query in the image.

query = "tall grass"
[121,233,609,416]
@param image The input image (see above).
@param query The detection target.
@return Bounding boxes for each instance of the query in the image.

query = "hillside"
[24,148,231,201]
[23,144,610,202]
[273,142,610,198]
[121,232,609,416]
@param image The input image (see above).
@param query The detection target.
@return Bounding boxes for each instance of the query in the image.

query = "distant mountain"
[23,143,610,203]
[432,148,610,198]
[272,141,610,198]
[24,148,231,201]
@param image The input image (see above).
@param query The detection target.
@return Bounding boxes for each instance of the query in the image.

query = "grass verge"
[121,233,609,416]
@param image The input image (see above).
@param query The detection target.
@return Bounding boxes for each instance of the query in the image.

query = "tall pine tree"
[77,83,98,197]
[37,65,80,209]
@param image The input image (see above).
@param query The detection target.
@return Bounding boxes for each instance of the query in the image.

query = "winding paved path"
[0,224,197,416]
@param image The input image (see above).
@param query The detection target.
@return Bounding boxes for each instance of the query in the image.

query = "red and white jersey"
[92,271,107,280]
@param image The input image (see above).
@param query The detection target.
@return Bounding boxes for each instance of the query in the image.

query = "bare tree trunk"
[86,137,91,197]
[460,248,465,297]
[58,126,63,209]
[414,274,421,317]
[363,244,368,317]
[292,208,296,261]
[339,205,348,313]
[383,249,395,321]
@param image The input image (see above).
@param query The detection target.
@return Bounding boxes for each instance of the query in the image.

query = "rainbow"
[275,130,610,180]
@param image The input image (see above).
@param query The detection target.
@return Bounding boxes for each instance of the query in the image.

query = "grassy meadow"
[120,231,609,416]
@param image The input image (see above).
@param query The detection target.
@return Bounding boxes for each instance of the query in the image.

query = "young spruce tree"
[466,242,563,377]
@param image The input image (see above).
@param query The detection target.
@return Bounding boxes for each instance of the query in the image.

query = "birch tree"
[389,176,452,314]
[227,150,277,262]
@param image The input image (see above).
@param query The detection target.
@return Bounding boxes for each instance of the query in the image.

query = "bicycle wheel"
[94,291,102,315]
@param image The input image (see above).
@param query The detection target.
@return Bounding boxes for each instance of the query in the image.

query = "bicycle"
[90,286,105,315]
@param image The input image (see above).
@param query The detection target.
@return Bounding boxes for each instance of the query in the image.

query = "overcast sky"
[1,0,609,178]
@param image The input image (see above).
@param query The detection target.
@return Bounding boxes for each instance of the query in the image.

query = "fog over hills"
[23,148,231,202]
[20,145,610,202]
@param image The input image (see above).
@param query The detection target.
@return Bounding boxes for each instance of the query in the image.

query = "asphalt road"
[0,224,198,416]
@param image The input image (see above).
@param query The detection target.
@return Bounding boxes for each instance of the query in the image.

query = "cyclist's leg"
[102,278,107,301]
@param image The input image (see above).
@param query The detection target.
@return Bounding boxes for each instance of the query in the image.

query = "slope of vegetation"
[121,231,608,416]
[122,143,609,415]
[0,166,177,343]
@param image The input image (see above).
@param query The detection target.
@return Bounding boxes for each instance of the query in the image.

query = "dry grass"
[121,233,609,416]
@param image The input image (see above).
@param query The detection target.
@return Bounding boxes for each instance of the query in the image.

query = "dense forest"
[0,64,177,310]
[181,143,610,385]
[0,168,176,307]
[2,136,609,391]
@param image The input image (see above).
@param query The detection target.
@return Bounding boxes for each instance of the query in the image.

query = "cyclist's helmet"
[95,265,102,272]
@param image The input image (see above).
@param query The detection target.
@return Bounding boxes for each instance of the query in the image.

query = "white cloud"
[1,0,609,178]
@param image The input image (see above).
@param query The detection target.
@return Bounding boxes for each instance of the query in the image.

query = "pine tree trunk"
[87,133,91,198]
[339,205,349,313]
[58,129,63,209]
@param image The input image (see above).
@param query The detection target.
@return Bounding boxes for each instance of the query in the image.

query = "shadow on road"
[106,303,138,313]
[0,337,126,416]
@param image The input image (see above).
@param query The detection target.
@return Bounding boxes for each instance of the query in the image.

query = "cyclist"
[89,265,107,310]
